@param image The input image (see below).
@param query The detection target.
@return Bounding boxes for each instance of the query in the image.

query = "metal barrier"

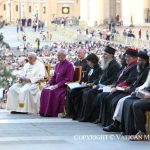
[113,34,150,49]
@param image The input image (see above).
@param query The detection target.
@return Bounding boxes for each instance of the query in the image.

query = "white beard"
[101,59,112,70]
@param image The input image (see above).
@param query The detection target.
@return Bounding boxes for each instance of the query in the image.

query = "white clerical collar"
[88,68,94,76]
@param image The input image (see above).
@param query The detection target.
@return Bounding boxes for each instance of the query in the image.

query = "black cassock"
[81,62,139,124]
[133,99,150,133]
[100,67,149,127]
[74,59,89,72]
[121,87,150,135]
[93,62,139,126]
[121,96,140,135]
[65,59,89,117]
[120,68,150,135]
[98,91,128,126]
[69,64,101,120]
[79,88,100,121]
[77,59,121,121]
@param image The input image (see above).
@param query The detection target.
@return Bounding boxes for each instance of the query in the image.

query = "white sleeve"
[138,71,150,90]
[19,63,29,77]
[138,82,149,90]
[29,62,46,84]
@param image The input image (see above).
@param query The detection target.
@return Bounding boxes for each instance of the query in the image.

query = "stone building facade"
[0,0,80,25]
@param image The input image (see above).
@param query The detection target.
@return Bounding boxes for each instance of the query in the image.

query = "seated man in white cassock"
[6,52,46,114]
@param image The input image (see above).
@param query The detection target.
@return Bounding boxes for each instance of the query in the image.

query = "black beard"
[137,64,145,73]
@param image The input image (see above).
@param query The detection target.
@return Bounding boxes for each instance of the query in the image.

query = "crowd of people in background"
[16,18,45,33]
[0,40,127,100]
[2,41,150,141]
[1,16,150,141]
[51,16,80,27]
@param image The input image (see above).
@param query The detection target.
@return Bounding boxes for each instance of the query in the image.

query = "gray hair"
[57,49,67,56]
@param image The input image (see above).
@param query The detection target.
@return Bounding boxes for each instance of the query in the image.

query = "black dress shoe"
[11,111,18,114]
[93,120,100,124]
[61,115,72,118]
[11,111,28,114]
[103,124,120,132]
[78,118,90,122]
[78,118,84,122]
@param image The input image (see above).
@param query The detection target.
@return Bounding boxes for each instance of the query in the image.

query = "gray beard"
[101,59,112,70]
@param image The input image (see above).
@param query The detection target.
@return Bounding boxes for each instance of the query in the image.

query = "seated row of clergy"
[65,46,150,141]
[6,48,89,115]
[6,50,73,115]
[6,46,150,140]
[6,46,112,115]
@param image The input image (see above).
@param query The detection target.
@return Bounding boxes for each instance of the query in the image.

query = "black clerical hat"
[138,49,149,60]
[104,46,116,55]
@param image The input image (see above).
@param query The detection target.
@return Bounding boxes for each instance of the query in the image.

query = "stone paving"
[0,110,149,150]
[0,25,77,49]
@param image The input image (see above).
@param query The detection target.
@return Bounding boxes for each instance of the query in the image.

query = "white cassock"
[113,95,131,122]
[6,60,46,114]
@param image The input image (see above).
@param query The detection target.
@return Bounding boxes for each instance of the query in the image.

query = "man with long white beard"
[100,53,115,71]
[6,52,46,114]
[77,46,121,122]
[99,46,121,84]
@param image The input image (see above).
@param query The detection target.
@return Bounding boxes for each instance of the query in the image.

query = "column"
[122,0,144,26]
[46,0,57,25]
[80,0,88,23]
[80,0,104,26]
[110,0,116,21]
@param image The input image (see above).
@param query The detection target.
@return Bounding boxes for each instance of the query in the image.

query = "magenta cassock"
[39,59,74,117]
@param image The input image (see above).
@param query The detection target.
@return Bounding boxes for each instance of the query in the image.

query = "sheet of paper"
[98,84,106,91]
[116,86,125,91]
[103,86,112,92]
[99,84,106,88]
[98,87,103,91]
[67,82,83,89]
[45,86,53,90]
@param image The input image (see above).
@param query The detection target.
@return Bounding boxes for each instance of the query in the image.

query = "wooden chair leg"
[146,112,150,135]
